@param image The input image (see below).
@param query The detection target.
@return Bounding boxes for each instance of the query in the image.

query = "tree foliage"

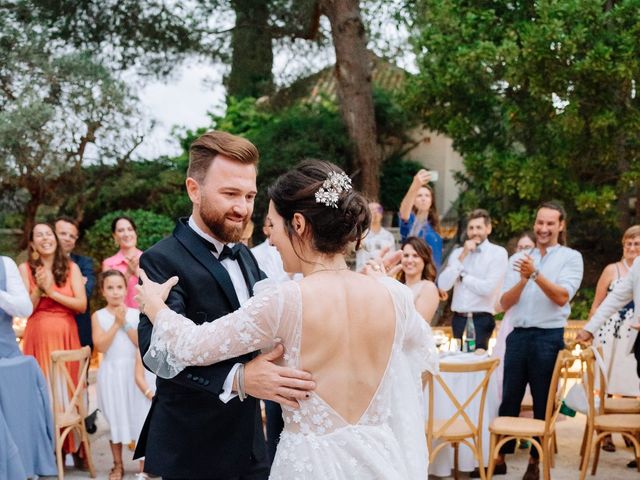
[406,0,640,251]
[0,9,144,246]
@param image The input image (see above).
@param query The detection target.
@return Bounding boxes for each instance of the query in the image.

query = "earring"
[31,250,40,261]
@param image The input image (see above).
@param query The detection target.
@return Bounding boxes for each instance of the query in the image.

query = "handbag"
[563,347,606,415]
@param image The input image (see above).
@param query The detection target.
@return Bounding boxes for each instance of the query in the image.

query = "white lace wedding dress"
[145,277,439,479]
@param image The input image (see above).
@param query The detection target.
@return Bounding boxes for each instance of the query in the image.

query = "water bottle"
[464,313,476,352]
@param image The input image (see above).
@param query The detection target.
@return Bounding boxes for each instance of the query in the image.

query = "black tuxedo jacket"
[134,218,268,478]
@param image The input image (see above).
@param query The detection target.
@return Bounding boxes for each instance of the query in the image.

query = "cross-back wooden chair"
[487,349,574,480]
[423,357,500,480]
[579,347,640,479]
[50,346,96,479]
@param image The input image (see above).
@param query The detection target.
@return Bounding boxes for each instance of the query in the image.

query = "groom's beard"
[199,200,248,244]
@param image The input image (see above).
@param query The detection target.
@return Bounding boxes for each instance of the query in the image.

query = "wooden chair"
[579,347,640,479]
[50,346,96,479]
[423,357,500,480]
[487,349,574,480]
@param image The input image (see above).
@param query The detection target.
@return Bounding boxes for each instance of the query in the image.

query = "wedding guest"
[55,217,96,349]
[493,231,538,393]
[589,225,640,395]
[19,223,87,455]
[355,202,396,272]
[397,237,440,323]
[438,209,508,349]
[103,216,142,308]
[577,226,640,453]
[0,255,32,358]
[398,169,443,268]
[91,270,144,480]
[489,202,583,480]
[136,159,438,479]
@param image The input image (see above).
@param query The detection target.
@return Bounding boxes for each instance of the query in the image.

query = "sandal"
[109,463,124,480]
[602,435,616,452]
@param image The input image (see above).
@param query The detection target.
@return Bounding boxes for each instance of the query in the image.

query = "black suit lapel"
[173,219,240,309]
[236,247,259,296]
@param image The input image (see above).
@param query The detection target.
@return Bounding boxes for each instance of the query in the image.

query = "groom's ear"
[186,177,201,206]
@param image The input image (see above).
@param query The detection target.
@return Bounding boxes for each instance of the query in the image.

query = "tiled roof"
[270,52,407,109]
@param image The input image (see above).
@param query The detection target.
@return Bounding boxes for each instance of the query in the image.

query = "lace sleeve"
[144,280,294,379]
[405,307,440,376]
[380,276,439,375]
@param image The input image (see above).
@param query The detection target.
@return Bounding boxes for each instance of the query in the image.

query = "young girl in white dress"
[136,160,438,479]
[92,270,148,480]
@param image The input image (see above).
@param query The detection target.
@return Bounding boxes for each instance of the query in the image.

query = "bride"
[137,160,439,479]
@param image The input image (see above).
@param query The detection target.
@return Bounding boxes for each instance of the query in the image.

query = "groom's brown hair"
[187,130,259,184]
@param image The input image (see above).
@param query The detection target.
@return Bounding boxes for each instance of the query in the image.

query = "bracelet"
[237,364,246,402]
[122,322,133,332]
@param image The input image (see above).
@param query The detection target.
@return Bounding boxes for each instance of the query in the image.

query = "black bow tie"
[218,244,241,262]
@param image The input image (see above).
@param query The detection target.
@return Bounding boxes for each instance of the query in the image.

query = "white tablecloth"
[426,352,500,477]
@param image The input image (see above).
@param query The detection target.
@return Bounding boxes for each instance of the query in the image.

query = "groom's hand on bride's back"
[244,344,315,409]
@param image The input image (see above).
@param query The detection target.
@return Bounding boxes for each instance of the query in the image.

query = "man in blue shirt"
[55,217,95,349]
[478,202,583,480]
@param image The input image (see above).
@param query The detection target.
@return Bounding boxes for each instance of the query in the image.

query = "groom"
[135,131,315,479]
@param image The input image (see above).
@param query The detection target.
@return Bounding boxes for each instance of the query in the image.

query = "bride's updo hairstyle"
[268,160,371,255]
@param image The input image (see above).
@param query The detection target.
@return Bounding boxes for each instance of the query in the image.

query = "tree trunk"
[227,0,274,99]
[20,189,42,250]
[320,0,380,199]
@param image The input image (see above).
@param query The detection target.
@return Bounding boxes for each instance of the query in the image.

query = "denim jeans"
[498,327,565,458]
[452,312,496,350]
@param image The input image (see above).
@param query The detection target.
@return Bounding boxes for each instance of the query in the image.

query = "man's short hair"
[55,216,79,230]
[187,131,259,184]
[467,209,491,226]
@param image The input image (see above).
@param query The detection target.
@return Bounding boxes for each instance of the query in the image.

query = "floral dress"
[594,267,638,396]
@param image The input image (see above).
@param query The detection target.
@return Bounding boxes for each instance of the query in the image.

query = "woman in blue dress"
[398,169,443,269]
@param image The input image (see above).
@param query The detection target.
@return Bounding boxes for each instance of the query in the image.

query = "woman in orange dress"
[19,223,87,453]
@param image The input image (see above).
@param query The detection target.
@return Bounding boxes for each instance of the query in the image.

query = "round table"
[426,352,500,477]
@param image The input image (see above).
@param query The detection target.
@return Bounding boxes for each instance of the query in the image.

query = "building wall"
[405,127,464,215]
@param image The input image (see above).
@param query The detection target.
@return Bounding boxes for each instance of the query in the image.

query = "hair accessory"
[314,171,352,208]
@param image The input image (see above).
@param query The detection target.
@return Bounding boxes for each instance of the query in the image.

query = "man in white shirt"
[0,255,32,358]
[438,209,507,349]
[355,202,396,271]
[484,202,583,480]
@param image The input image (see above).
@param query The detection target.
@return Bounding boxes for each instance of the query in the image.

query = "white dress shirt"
[356,227,396,271]
[188,216,250,402]
[437,239,508,314]
[502,245,583,329]
[0,256,33,318]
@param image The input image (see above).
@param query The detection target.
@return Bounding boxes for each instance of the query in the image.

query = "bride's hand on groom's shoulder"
[136,269,179,321]
[244,344,316,409]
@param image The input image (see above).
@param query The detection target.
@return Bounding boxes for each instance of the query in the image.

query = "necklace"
[306,267,349,276]
[622,258,632,270]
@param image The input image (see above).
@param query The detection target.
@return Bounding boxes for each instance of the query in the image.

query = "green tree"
[0,12,142,247]
[406,0,640,252]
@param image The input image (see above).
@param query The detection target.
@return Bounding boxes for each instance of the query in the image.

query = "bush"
[570,287,595,321]
[84,209,174,264]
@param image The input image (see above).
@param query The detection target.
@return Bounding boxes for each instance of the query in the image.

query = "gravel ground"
[53,378,636,480]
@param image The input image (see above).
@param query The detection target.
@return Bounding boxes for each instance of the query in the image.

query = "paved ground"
[56,380,636,479]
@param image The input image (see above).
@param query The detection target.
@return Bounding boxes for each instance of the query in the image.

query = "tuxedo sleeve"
[138,250,235,396]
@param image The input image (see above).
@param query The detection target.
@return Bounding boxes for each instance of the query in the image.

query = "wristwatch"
[530,269,539,281]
